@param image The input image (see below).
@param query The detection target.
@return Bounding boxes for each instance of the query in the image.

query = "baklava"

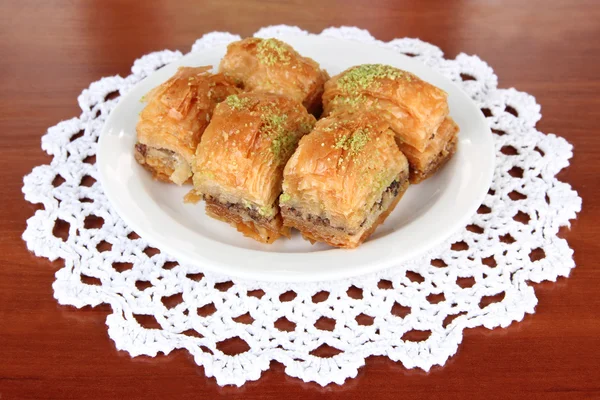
[280,111,410,249]
[322,64,458,183]
[135,66,240,185]
[397,116,459,183]
[219,37,329,115]
[190,92,315,243]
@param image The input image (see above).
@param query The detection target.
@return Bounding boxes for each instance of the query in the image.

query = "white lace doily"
[22,26,582,387]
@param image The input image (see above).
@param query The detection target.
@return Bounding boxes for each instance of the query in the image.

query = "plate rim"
[98,35,495,282]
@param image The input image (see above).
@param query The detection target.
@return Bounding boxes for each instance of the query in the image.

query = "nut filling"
[286,170,408,233]
[134,143,192,185]
[203,195,276,225]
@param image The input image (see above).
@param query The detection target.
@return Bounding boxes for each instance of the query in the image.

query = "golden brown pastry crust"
[281,179,408,248]
[192,92,315,243]
[219,38,329,115]
[398,116,459,183]
[280,111,410,248]
[134,144,190,184]
[323,64,449,152]
[135,66,240,184]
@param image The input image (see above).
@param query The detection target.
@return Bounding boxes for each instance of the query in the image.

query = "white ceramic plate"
[98,35,494,282]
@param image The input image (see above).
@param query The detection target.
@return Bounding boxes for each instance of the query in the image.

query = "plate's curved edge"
[97,35,496,282]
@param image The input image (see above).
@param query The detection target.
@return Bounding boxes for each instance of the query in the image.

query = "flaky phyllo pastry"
[135,66,240,185]
[323,64,458,183]
[280,112,410,249]
[219,38,329,115]
[189,93,315,243]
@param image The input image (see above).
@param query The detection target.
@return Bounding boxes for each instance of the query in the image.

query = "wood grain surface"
[1,0,599,398]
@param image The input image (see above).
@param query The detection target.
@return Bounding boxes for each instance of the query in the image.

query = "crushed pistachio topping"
[337,64,408,93]
[270,130,296,163]
[280,193,291,203]
[333,94,367,109]
[259,106,299,163]
[322,122,340,132]
[225,94,252,110]
[349,129,370,154]
[299,119,315,134]
[334,135,349,149]
[262,112,288,132]
[256,38,291,66]
[333,128,371,159]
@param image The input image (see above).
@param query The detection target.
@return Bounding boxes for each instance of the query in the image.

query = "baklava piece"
[322,64,459,183]
[280,112,410,249]
[190,92,315,243]
[135,66,240,184]
[219,37,329,115]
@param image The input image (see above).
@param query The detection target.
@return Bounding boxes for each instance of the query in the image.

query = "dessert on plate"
[322,64,458,183]
[280,111,410,248]
[135,66,240,185]
[189,92,315,243]
[129,40,461,249]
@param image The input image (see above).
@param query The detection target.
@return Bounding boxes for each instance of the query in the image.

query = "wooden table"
[1,0,599,398]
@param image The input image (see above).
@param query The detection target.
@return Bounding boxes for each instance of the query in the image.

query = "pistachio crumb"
[334,135,349,149]
[256,38,292,66]
[280,193,291,203]
[261,109,298,163]
[333,128,370,157]
[337,64,408,94]
[299,120,314,134]
[225,94,252,110]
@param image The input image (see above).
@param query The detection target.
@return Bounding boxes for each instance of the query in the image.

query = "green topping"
[349,129,370,154]
[333,128,371,159]
[333,94,367,109]
[270,130,296,163]
[256,38,291,66]
[241,198,275,218]
[258,205,274,217]
[299,119,315,134]
[257,38,291,65]
[334,135,349,149]
[260,107,299,163]
[225,94,252,110]
[337,64,408,93]
[322,122,341,132]
[262,112,288,130]
[280,193,291,203]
